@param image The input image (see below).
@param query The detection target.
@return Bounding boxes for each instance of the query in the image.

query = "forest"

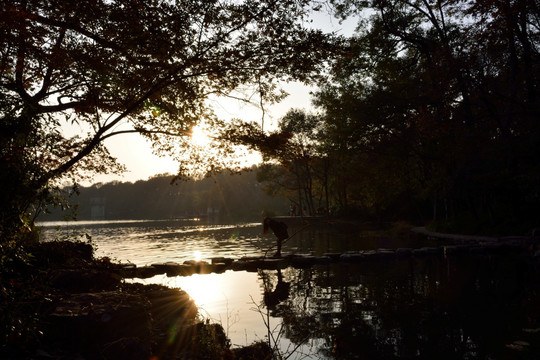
[41,169,289,222]
[234,1,540,236]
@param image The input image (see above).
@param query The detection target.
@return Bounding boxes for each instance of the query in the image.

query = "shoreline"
[4,223,538,358]
[411,226,536,244]
[0,241,271,360]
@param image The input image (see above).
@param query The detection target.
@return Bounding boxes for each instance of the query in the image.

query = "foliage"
[0,0,340,240]
[41,167,290,222]
[322,0,540,230]
[241,0,540,232]
[226,109,332,216]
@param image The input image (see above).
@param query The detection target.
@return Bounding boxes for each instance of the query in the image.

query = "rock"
[377,249,396,259]
[45,291,152,358]
[178,264,197,276]
[119,265,139,278]
[136,265,161,278]
[361,250,378,258]
[119,263,136,269]
[150,262,193,276]
[48,268,122,292]
[395,248,413,257]
[211,257,234,266]
[183,260,211,274]
[151,261,181,269]
[241,259,266,272]
[324,253,343,261]
[340,253,365,262]
[212,262,228,273]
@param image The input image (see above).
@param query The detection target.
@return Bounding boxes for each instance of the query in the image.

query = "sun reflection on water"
[155,271,264,346]
[175,273,225,310]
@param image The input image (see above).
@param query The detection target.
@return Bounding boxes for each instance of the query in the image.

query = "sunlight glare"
[190,125,211,147]
[177,274,224,310]
[194,250,202,262]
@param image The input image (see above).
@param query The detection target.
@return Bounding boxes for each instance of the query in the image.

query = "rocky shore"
[0,241,271,360]
[120,230,538,279]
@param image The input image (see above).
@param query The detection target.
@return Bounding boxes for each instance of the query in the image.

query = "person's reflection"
[263,269,290,312]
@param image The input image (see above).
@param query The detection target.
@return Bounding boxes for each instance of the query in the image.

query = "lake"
[38,218,540,359]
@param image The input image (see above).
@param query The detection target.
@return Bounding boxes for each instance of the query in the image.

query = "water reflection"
[38,220,540,358]
[133,255,540,359]
[255,255,540,359]
[262,269,290,312]
[137,271,267,348]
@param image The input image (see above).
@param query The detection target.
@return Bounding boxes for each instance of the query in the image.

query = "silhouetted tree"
[310,0,540,230]
[0,0,340,240]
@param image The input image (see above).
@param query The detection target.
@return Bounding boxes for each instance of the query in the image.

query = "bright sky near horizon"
[86,10,357,186]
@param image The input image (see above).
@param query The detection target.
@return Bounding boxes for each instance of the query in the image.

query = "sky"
[87,10,357,185]
[91,81,314,185]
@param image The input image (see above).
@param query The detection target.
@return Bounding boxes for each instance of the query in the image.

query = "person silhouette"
[263,217,289,257]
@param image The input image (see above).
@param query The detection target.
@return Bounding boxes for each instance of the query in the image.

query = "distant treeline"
[42,169,289,222]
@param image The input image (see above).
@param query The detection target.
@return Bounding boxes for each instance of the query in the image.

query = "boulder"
[135,265,161,278]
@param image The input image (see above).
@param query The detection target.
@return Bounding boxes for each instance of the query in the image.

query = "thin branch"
[34,28,66,101]
[212,89,258,105]
[32,14,120,51]
[100,127,191,141]
[258,74,266,131]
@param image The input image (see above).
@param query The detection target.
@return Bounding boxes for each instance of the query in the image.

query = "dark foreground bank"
[0,241,271,360]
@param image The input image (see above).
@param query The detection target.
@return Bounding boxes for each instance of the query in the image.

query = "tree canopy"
[0,0,340,238]
[246,0,540,233]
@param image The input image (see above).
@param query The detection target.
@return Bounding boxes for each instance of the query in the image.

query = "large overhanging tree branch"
[0,0,342,231]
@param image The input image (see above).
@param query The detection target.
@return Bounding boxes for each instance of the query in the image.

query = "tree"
[271,109,327,215]
[0,0,339,239]
[312,0,540,228]
[242,109,330,216]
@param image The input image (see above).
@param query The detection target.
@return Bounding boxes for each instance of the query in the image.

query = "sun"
[190,125,211,147]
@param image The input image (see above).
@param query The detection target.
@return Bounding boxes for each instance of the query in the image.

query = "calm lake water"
[38,218,540,359]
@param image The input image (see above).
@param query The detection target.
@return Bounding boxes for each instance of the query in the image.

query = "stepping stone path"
[118,234,537,279]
